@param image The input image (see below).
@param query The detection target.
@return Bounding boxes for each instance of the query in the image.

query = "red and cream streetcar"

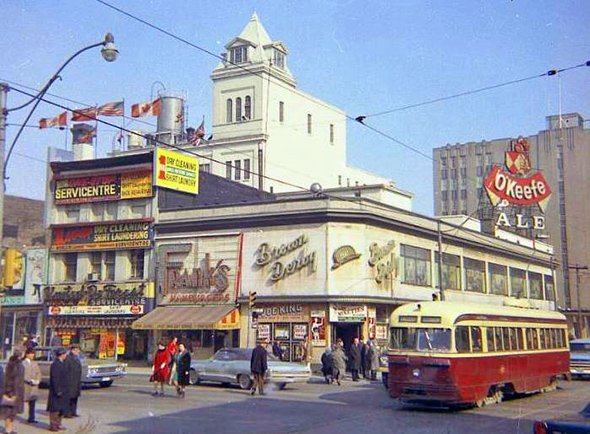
[387,301,569,407]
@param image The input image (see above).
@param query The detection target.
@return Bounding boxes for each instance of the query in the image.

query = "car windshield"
[390,327,452,352]
[571,343,590,352]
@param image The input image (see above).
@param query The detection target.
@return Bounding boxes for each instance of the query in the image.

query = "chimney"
[71,123,95,161]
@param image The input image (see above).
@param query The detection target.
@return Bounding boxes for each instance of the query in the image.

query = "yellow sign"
[154,148,199,194]
[121,171,153,199]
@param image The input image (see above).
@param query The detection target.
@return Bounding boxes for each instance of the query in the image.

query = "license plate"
[101,377,111,381]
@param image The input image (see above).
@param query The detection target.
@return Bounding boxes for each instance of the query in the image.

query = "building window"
[279,101,284,122]
[234,160,241,181]
[90,252,102,279]
[225,161,232,179]
[460,189,467,200]
[130,250,145,280]
[451,157,457,168]
[528,271,543,300]
[545,275,555,301]
[307,114,312,134]
[235,97,242,121]
[460,167,467,178]
[510,268,526,298]
[464,257,485,293]
[441,191,448,202]
[106,202,117,220]
[244,159,251,180]
[400,244,431,286]
[244,96,251,120]
[64,253,77,282]
[476,166,483,177]
[92,203,105,221]
[451,190,458,200]
[226,99,233,123]
[273,50,285,68]
[130,200,146,219]
[65,205,80,222]
[338,175,342,186]
[441,169,447,180]
[230,46,248,64]
[476,188,483,198]
[460,156,466,167]
[488,263,508,295]
[434,252,461,290]
[330,124,335,144]
[199,163,211,174]
[451,168,457,179]
[105,251,116,281]
[441,157,447,168]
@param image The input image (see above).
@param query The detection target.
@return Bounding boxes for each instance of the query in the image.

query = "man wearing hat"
[64,345,82,418]
[47,348,70,432]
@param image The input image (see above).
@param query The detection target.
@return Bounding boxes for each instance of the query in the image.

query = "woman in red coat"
[150,342,171,396]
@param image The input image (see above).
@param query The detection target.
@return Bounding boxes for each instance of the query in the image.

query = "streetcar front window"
[391,327,451,352]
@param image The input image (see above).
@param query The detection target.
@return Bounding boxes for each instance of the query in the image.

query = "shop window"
[464,257,485,293]
[244,159,251,180]
[130,250,145,280]
[528,271,543,300]
[64,253,77,282]
[455,326,470,353]
[489,263,508,295]
[202,330,213,348]
[105,251,116,281]
[401,244,431,286]
[510,268,527,298]
[434,252,461,290]
[545,275,555,301]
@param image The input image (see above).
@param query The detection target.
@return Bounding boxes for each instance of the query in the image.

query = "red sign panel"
[483,165,552,211]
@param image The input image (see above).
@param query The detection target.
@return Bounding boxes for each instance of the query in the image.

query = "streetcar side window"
[455,326,470,353]
[486,328,495,352]
[509,328,517,350]
[526,328,533,350]
[471,327,483,352]
[539,329,546,349]
[562,330,567,348]
[532,328,539,349]
[503,328,511,351]
[516,328,524,350]
[557,330,564,348]
[495,327,504,351]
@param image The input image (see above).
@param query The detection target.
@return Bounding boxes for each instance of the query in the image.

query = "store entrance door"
[333,323,361,353]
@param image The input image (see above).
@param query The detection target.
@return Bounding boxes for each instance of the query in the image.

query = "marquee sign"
[51,219,153,252]
[54,170,152,205]
[483,138,552,212]
[43,282,149,306]
[254,234,317,282]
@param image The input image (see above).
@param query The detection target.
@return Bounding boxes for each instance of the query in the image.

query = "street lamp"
[0,32,118,254]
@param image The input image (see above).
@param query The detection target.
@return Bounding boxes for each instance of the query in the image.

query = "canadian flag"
[131,98,162,118]
[39,111,68,129]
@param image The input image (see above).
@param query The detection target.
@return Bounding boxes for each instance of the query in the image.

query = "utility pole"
[437,220,445,301]
[0,83,7,255]
[568,264,588,337]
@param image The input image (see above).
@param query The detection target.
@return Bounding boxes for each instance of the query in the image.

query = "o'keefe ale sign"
[483,138,552,212]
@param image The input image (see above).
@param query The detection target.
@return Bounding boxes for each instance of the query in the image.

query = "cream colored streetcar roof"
[390,301,566,329]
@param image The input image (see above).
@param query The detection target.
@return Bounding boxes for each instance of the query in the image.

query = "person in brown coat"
[0,351,25,434]
[47,348,70,432]
[23,348,42,424]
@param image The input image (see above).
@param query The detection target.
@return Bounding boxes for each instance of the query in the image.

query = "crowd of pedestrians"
[150,337,191,398]
[321,337,381,385]
[0,344,85,433]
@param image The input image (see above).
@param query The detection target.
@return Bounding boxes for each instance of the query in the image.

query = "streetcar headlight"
[412,368,420,378]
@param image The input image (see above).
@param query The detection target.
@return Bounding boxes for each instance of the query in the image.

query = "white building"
[195,12,390,194]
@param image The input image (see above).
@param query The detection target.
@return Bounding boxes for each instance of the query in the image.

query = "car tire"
[189,369,200,386]
[238,374,252,390]
[99,380,114,388]
[277,383,287,390]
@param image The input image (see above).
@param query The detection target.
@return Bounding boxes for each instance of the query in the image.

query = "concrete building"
[433,113,590,337]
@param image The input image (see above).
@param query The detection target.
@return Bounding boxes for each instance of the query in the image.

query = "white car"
[190,348,311,390]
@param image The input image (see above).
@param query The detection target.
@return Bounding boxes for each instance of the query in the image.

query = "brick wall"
[2,195,45,249]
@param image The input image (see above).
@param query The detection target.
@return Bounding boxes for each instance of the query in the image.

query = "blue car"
[533,402,590,433]
[570,339,590,379]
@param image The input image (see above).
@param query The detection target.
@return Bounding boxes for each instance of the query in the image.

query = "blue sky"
[1,0,589,214]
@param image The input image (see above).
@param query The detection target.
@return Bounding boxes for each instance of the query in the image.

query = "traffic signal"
[248,291,257,309]
[3,249,24,287]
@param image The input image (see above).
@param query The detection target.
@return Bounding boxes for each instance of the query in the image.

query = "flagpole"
[64,110,69,151]
[94,105,99,159]
[121,99,125,151]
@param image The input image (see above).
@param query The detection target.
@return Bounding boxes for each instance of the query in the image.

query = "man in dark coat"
[349,337,362,381]
[64,345,82,418]
[359,338,367,379]
[175,343,191,398]
[250,340,268,396]
[47,348,70,432]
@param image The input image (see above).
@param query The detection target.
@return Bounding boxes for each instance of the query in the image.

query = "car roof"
[571,339,590,344]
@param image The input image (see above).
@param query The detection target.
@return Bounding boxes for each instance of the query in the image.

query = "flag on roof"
[78,127,97,144]
[71,107,98,122]
[98,101,124,117]
[131,98,162,118]
[39,111,67,129]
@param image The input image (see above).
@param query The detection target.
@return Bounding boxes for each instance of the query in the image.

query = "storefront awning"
[131,305,240,330]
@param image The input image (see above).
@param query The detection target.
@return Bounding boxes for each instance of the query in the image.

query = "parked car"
[190,348,311,390]
[1,347,127,388]
[570,338,590,379]
[533,401,590,433]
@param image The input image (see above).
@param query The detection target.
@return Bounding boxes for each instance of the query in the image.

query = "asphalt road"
[6,375,590,434]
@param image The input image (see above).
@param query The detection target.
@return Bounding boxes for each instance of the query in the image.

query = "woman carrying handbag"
[0,351,25,434]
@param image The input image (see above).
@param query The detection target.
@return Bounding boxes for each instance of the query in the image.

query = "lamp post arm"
[4,40,105,175]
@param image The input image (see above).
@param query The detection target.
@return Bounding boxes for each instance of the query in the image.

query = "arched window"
[226,99,233,123]
[236,97,242,121]
[244,96,251,120]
